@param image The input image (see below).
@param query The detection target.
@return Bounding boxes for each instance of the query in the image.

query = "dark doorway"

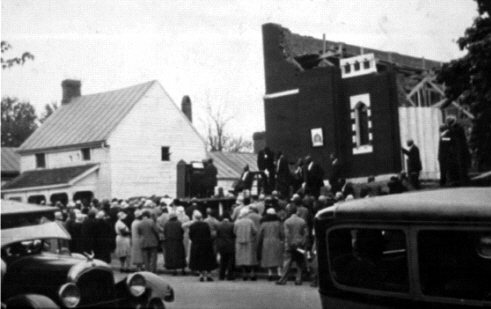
[73,191,93,207]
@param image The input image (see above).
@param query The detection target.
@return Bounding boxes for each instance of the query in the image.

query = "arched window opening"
[28,195,46,205]
[355,102,370,147]
[50,193,69,207]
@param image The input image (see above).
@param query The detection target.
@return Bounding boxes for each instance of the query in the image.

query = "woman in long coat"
[131,210,144,270]
[189,211,217,282]
[234,207,258,280]
[163,213,187,275]
[258,208,284,280]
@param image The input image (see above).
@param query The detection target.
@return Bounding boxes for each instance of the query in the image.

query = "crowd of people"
[50,168,411,288]
[48,116,471,286]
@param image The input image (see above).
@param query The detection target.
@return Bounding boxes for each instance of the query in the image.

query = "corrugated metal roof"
[207,152,258,179]
[19,81,156,152]
[1,164,97,190]
[1,147,20,172]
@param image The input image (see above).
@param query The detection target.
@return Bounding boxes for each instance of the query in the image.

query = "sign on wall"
[311,128,324,147]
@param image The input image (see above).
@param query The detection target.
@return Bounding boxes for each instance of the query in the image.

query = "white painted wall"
[399,107,442,179]
[108,82,206,199]
[20,148,107,171]
[13,147,111,201]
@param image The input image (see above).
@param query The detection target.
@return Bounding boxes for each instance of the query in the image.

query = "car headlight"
[126,273,146,297]
[59,283,81,308]
[164,285,175,302]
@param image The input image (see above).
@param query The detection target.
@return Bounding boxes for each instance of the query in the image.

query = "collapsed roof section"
[271,23,446,107]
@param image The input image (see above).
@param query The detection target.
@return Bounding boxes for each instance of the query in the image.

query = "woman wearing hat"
[163,213,187,275]
[258,208,284,280]
[115,211,131,272]
[189,211,217,282]
[131,210,144,271]
[234,207,258,280]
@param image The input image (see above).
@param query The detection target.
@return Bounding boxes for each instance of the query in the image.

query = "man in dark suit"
[235,164,254,194]
[257,147,275,193]
[138,210,160,273]
[275,152,291,198]
[401,139,422,189]
[303,156,325,198]
[203,158,218,197]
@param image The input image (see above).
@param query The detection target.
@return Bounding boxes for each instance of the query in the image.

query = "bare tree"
[204,102,252,153]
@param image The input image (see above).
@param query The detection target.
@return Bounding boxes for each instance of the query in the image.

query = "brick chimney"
[181,95,192,122]
[252,131,266,153]
[61,79,81,104]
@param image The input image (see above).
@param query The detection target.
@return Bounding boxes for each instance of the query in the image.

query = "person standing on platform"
[303,156,325,198]
[401,139,422,189]
[257,147,276,194]
[203,158,218,197]
[235,165,254,194]
[443,117,471,186]
[275,152,291,199]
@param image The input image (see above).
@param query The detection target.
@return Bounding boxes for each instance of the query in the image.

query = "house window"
[35,153,46,168]
[354,102,370,147]
[81,148,91,161]
[161,147,170,161]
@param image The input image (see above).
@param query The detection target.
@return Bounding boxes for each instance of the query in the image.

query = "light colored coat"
[234,217,258,266]
[131,219,143,265]
[258,219,284,268]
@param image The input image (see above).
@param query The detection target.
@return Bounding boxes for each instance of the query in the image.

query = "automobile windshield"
[328,228,409,293]
[418,230,491,301]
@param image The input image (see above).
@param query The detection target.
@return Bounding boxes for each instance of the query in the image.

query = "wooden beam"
[451,101,475,119]
[406,75,431,98]
[405,96,417,106]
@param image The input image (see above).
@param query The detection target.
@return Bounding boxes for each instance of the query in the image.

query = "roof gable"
[19,81,156,153]
[1,147,20,172]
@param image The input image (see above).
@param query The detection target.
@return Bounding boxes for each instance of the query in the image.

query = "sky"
[1,0,479,141]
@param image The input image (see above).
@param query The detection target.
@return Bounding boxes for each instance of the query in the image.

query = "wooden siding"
[399,107,442,179]
[108,83,206,199]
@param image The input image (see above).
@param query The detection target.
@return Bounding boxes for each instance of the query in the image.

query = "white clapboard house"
[2,80,206,204]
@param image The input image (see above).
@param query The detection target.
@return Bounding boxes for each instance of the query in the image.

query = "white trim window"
[350,94,373,155]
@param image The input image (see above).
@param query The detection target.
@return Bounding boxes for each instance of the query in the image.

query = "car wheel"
[5,294,59,308]
[148,298,166,309]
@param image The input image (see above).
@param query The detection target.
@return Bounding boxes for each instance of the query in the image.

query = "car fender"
[135,271,174,303]
[4,294,59,309]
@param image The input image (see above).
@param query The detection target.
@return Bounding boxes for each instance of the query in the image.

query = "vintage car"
[314,187,491,308]
[1,200,175,308]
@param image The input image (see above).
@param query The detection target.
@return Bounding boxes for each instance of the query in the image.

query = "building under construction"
[262,23,470,180]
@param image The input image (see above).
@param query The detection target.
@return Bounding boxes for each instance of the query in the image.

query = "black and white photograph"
[1,0,490,308]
